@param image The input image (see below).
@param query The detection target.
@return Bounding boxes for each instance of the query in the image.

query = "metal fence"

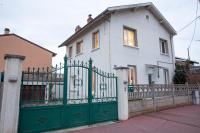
[128,84,200,100]
[21,64,65,106]
[20,57,118,106]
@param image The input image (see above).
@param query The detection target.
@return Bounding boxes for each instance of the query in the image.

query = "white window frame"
[163,69,169,84]
[123,26,138,48]
[68,46,73,58]
[128,66,137,85]
[160,38,169,55]
[76,41,83,55]
[92,30,100,50]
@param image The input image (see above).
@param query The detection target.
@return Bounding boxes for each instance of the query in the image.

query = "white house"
[59,2,177,85]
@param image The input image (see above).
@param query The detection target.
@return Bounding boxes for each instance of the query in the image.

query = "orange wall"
[0,35,53,71]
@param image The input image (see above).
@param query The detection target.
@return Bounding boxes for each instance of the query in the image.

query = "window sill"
[160,53,169,56]
[68,57,72,60]
[91,48,100,52]
[75,52,83,57]
[123,45,139,49]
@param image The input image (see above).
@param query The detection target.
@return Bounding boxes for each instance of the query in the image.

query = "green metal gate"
[18,56,118,133]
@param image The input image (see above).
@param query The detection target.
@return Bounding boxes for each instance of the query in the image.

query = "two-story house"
[59,2,176,84]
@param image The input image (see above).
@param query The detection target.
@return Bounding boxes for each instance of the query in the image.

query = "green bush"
[173,64,187,84]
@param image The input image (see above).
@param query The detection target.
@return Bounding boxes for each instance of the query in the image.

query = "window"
[128,66,137,85]
[68,46,73,58]
[163,69,169,84]
[92,31,99,49]
[76,41,83,54]
[160,39,168,54]
[148,74,153,85]
[123,27,137,47]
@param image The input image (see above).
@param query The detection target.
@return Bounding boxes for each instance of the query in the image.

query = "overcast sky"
[0,0,200,65]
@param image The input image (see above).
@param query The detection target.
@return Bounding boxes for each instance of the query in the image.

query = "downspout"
[170,34,175,71]
[105,17,112,73]
[108,19,111,73]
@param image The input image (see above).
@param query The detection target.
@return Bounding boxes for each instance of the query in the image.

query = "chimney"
[75,25,81,32]
[4,28,10,34]
[87,14,93,23]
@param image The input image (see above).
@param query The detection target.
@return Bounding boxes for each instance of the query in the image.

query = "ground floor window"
[128,66,137,85]
[163,69,169,84]
[148,74,153,84]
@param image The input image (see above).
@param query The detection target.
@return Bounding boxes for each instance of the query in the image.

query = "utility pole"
[187,48,190,61]
[188,40,200,61]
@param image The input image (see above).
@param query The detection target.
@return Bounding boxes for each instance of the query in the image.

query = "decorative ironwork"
[19,55,118,133]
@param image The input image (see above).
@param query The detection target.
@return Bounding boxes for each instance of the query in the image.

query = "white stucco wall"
[66,8,175,84]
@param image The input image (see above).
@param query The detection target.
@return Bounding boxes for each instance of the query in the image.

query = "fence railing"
[21,65,65,106]
[128,84,200,100]
[20,57,118,106]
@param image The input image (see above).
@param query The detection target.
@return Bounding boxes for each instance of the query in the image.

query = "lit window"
[160,39,168,54]
[163,69,169,84]
[92,31,99,49]
[128,66,137,85]
[68,46,72,58]
[123,27,137,47]
[76,41,83,54]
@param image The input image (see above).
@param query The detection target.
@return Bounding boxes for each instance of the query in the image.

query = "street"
[68,105,200,133]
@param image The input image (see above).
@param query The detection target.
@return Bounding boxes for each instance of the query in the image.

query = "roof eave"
[0,33,57,57]
[59,9,110,47]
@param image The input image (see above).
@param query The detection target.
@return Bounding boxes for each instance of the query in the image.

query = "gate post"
[0,54,25,133]
[88,58,93,124]
[63,55,68,105]
[114,66,129,121]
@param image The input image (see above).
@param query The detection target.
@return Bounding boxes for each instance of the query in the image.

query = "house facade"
[0,28,56,71]
[60,2,176,84]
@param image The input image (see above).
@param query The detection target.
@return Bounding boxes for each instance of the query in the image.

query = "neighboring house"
[0,28,56,71]
[175,57,199,67]
[175,57,200,84]
[59,2,176,84]
[187,66,200,84]
[0,28,56,102]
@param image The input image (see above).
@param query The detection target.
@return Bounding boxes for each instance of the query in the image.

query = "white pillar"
[115,66,129,121]
[0,54,25,133]
[194,91,200,105]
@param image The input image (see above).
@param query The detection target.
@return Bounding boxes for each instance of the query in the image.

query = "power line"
[188,0,199,49]
[177,16,200,33]
[188,0,199,60]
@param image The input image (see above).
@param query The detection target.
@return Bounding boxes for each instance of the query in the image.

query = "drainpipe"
[170,34,175,71]
[105,17,112,73]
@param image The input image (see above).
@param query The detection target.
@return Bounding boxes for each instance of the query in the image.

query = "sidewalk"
[67,105,200,133]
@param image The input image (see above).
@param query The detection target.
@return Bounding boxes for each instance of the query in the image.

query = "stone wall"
[129,95,192,118]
